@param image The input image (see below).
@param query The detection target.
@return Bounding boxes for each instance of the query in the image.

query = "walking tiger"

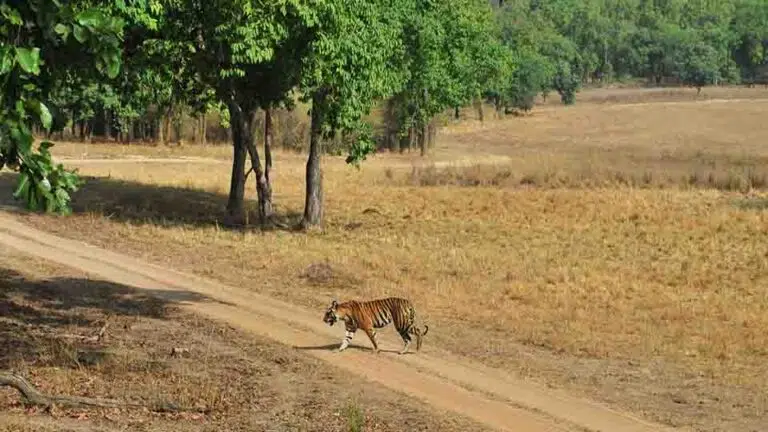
[322,297,429,354]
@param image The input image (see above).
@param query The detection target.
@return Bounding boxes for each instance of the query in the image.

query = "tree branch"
[0,371,203,413]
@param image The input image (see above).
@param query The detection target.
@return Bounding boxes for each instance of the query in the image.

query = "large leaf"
[0,46,12,75]
[76,9,105,28]
[54,23,71,41]
[0,4,22,26]
[73,24,88,43]
[38,101,53,130]
[12,172,30,200]
[102,52,121,79]
[14,47,41,75]
[9,125,34,154]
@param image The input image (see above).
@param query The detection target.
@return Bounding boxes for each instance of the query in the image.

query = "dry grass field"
[2,86,768,431]
[0,249,489,432]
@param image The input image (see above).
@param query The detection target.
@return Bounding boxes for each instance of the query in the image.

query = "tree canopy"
[0,1,131,214]
[2,0,767,226]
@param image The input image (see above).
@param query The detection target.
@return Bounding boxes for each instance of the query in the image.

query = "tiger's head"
[323,299,339,326]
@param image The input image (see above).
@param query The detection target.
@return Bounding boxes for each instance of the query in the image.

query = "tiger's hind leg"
[397,328,412,355]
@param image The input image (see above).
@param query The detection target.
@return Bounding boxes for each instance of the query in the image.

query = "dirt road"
[0,211,672,432]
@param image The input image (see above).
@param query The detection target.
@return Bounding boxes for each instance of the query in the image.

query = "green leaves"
[0,46,12,75]
[344,121,377,168]
[10,141,82,214]
[1,1,127,215]
[505,49,553,112]
[101,51,121,79]
[54,23,71,41]
[76,9,106,28]
[15,48,41,75]
[301,0,410,137]
[73,24,88,43]
[674,39,722,90]
[37,102,53,130]
[12,171,31,201]
[0,4,22,26]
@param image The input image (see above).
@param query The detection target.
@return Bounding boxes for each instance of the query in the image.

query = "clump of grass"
[343,399,365,432]
[402,162,768,192]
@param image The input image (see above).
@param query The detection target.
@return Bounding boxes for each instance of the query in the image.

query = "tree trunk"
[302,92,325,228]
[264,107,274,208]
[147,120,155,143]
[428,120,436,149]
[193,115,199,144]
[199,114,207,146]
[420,89,430,156]
[226,105,248,224]
[384,97,398,152]
[454,106,460,120]
[162,106,173,145]
[173,116,182,146]
[398,132,408,153]
[229,102,272,225]
[419,121,427,157]
[104,110,111,141]
[475,99,484,122]
[86,120,93,143]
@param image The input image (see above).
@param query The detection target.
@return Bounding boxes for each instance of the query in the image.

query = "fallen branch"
[58,334,99,342]
[268,216,290,229]
[170,347,190,357]
[96,315,111,342]
[56,315,111,344]
[0,371,203,413]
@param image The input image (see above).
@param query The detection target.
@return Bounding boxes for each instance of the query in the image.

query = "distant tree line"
[1,0,767,227]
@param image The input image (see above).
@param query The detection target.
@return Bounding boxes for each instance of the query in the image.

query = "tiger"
[322,297,429,355]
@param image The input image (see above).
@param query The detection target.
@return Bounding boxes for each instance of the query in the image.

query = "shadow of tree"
[0,172,302,231]
[0,266,220,370]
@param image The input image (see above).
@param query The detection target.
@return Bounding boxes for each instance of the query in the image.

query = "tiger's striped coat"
[323,297,429,354]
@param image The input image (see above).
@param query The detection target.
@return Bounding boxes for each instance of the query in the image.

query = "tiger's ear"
[331,299,338,308]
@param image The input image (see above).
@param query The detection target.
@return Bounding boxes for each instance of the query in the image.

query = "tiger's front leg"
[336,329,355,352]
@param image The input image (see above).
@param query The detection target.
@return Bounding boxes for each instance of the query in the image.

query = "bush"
[506,50,554,112]
[553,61,580,105]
